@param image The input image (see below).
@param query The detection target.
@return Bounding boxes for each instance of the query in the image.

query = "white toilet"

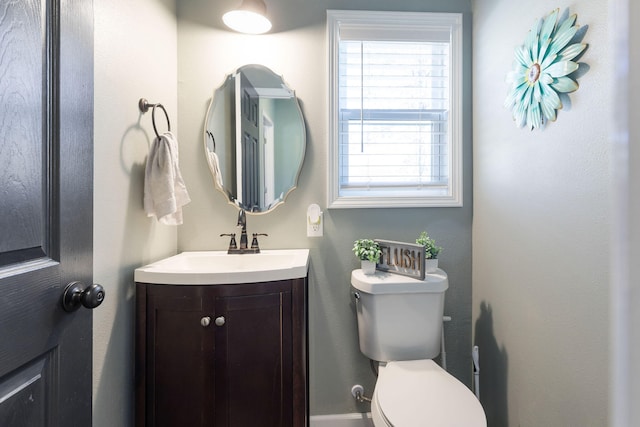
[351,268,487,427]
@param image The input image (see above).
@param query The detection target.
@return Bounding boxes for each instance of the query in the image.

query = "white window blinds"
[328,11,463,208]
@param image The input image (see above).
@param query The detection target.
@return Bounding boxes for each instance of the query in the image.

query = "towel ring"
[206,130,216,151]
[139,98,171,138]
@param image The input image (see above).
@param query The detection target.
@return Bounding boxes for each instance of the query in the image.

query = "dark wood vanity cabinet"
[135,278,308,427]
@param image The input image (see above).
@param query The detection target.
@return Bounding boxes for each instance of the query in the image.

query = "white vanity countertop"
[134,249,310,285]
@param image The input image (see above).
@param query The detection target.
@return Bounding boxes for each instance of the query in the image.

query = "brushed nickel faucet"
[237,208,248,250]
[221,209,267,254]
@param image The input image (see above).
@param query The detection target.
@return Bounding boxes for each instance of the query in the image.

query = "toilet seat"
[372,360,486,427]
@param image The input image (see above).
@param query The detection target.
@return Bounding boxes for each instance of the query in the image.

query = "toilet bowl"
[371,360,486,426]
[351,269,487,426]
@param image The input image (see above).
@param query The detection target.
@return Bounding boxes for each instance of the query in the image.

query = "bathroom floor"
[310,414,374,427]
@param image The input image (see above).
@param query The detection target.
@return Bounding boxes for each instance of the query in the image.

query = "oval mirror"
[204,64,306,213]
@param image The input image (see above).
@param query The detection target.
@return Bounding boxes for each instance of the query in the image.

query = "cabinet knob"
[201,316,211,327]
[215,316,226,327]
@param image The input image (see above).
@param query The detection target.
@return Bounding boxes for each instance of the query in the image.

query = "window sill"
[328,193,463,209]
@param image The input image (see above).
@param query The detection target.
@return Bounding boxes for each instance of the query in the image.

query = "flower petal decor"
[505,9,587,130]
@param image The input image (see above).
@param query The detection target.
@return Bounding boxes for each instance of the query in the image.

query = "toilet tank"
[351,269,448,362]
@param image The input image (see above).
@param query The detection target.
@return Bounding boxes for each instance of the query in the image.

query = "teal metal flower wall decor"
[505,9,587,130]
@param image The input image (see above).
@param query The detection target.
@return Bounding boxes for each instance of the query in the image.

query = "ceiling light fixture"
[223,0,272,35]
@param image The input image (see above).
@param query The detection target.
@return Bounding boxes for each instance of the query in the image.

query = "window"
[327,10,463,208]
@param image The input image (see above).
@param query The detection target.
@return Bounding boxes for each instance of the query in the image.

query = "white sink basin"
[134,249,310,285]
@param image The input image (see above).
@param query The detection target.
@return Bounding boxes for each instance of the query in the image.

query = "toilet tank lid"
[351,269,448,294]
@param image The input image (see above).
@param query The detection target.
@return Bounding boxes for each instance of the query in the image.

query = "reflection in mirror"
[204,64,306,213]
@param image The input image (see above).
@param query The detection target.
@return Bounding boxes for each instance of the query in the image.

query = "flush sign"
[375,239,426,280]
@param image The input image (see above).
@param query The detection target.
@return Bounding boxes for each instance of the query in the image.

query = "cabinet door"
[144,286,214,427]
[214,287,293,427]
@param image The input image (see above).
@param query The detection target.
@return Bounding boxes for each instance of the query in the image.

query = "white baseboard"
[310,413,374,427]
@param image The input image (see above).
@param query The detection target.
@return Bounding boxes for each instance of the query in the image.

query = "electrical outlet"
[307,204,323,237]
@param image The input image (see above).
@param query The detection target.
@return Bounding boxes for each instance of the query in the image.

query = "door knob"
[201,316,211,327]
[62,281,105,312]
[215,316,225,326]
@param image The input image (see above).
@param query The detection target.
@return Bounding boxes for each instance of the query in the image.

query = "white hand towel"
[206,151,224,189]
[144,131,191,225]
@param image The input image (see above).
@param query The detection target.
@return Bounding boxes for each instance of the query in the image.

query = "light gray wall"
[93,0,178,425]
[472,1,611,425]
[176,0,473,415]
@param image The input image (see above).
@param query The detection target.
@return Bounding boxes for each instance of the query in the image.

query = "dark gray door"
[0,0,95,425]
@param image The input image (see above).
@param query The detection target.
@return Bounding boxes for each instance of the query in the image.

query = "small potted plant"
[416,231,442,273]
[353,239,381,275]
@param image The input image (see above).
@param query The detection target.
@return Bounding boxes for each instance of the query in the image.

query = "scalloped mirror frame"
[204,64,306,214]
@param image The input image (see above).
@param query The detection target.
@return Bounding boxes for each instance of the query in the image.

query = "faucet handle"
[250,233,268,250]
[220,233,237,250]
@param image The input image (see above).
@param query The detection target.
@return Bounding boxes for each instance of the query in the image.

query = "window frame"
[327,10,463,208]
